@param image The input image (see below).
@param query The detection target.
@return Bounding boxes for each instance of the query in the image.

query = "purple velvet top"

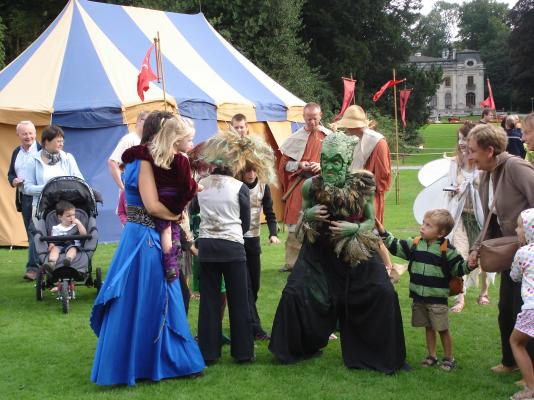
[122,144,197,214]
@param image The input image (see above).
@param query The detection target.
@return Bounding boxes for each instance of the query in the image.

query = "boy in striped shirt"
[376,209,476,371]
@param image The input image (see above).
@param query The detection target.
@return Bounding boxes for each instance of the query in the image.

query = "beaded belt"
[127,205,155,228]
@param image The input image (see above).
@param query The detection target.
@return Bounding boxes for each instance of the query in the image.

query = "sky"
[421,0,518,15]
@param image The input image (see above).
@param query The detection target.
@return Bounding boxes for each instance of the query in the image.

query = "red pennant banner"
[372,79,406,102]
[137,45,157,102]
[480,78,496,110]
[399,89,412,128]
[333,78,356,121]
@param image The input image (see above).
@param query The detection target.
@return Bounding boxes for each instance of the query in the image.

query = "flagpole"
[156,32,168,112]
[393,68,400,205]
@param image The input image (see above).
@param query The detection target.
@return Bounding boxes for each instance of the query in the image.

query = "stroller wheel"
[61,280,69,314]
[95,268,103,293]
[36,271,44,301]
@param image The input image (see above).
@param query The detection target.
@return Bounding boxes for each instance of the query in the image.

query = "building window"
[431,96,437,108]
[468,76,474,86]
[444,77,451,87]
[445,93,452,109]
[466,92,476,108]
[466,60,475,67]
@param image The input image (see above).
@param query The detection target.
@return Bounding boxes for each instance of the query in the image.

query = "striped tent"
[0,0,305,245]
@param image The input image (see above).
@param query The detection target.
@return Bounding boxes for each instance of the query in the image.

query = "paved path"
[395,165,422,170]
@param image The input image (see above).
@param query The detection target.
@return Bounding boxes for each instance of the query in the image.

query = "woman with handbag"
[447,122,495,312]
[467,123,534,375]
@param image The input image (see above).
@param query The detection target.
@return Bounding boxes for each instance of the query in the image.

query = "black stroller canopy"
[36,176,102,219]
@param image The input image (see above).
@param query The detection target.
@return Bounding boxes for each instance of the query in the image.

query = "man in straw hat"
[278,103,332,272]
[335,105,391,223]
[335,105,396,276]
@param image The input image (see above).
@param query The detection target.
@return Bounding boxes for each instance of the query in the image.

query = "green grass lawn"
[400,123,459,166]
[0,169,519,399]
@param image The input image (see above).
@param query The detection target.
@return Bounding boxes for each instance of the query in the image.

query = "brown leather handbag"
[477,165,520,273]
[479,236,519,273]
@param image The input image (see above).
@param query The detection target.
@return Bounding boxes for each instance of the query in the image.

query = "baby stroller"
[33,176,102,313]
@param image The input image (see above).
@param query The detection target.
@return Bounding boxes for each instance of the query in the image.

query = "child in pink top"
[509,208,534,400]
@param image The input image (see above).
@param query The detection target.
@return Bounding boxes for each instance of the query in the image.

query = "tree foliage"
[412,1,459,58]
[457,0,512,110]
[0,0,65,65]
[509,0,534,112]
[458,0,510,50]
[0,16,5,69]
[300,0,420,110]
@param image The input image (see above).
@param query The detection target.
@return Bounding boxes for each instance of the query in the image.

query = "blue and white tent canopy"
[0,0,305,245]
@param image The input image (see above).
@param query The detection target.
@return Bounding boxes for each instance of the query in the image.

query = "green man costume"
[269,132,407,373]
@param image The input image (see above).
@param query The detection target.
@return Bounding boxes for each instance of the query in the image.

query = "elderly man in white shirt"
[7,121,41,281]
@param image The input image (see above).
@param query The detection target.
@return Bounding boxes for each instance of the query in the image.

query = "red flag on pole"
[480,78,496,110]
[137,45,157,101]
[399,89,412,128]
[372,79,406,102]
[333,78,356,121]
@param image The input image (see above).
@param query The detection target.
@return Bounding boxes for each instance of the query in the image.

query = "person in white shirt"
[107,111,148,190]
[107,111,148,225]
[43,200,87,272]
[7,121,41,280]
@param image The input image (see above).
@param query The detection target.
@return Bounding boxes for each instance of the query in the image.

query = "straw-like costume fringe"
[297,171,380,266]
[198,130,277,186]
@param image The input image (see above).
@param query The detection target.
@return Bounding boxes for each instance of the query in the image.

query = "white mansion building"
[409,49,485,117]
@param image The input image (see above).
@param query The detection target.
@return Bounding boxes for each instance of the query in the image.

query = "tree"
[0,0,65,65]
[457,0,511,110]
[412,1,459,58]
[0,16,5,69]
[509,0,534,112]
[300,0,421,114]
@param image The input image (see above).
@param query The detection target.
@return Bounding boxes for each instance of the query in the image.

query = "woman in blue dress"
[90,116,205,386]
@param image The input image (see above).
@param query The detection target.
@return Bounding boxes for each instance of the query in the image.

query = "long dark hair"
[141,111,174,144]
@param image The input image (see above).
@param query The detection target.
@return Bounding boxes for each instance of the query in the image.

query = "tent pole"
[157,31,168,112]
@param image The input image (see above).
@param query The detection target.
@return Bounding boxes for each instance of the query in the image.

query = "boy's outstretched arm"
[377,225,414,262]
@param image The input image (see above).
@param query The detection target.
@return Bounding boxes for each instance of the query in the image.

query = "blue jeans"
[21,194,38,272]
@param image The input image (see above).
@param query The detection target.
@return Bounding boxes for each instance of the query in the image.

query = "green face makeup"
[321,153,346,186]
[320,132,358,188]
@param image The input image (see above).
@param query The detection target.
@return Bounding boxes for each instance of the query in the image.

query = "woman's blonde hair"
[467,123,508,155]
[149,116,195,169]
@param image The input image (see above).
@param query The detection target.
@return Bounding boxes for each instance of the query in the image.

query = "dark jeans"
[244,237,264,335]
[198,260,254,362]
[21,194,38,272]
[499,270,534,366]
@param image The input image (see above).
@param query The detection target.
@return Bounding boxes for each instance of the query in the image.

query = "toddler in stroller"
[32,176,101,313]
[43,200,87,272]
